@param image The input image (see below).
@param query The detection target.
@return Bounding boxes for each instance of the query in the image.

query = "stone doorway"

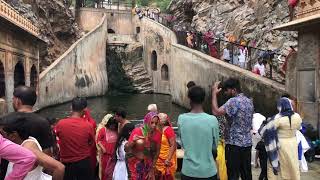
[151,50,157,71]
[14,62,25,88]
[161,64,169,80]
[30,65,38,88]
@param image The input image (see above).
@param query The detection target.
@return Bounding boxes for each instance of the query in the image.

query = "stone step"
[133,76,150,84]
[133,81,152,88]
[131,67,145,74]
[140,88,153,94]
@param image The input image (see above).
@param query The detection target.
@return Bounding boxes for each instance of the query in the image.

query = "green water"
[38,94,187,126]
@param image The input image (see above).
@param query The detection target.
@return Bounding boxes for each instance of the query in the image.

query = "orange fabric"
[155,128,177,176]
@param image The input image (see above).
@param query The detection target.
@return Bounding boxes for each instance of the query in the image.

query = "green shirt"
[178,112,219,178]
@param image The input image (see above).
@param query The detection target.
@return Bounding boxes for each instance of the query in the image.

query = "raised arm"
[211,82,226,116]
[23,141,65,180]
[0,135,36,180]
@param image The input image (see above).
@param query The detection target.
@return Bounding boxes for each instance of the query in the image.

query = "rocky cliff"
[169,0,297,56]
[6,0,83,70]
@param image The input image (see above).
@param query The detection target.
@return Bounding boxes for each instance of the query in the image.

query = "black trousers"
[181,174,217,180]
[63,158,94,180]
[225,144,252,180]
[259,156,268,180]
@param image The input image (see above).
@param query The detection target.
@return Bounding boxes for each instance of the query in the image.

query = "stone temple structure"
[0,0,43,114]
[274,0,320,135]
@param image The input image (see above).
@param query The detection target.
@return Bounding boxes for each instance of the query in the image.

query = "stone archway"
[14,62,25,88]
[108,28,116,33]
[0,62,5,98]
[30,65,38,88]
[161,64,169,81]
[151,50,157,71]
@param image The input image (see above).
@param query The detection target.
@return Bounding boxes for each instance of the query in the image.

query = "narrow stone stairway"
[106,43,153,94]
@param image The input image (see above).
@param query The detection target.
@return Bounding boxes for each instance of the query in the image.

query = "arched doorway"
[30,65,38,88]
[0,62,5,98]
[161,64,169,81]
[14,62,25,88]
[151,50,157,71]
[108,29,116,33]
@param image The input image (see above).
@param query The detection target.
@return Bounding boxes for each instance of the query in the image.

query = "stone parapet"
[296,0,320,19]
[0,0,39,36]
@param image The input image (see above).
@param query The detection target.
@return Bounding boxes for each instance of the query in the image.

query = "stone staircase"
[106,42,153,94]
[125,61,153,94]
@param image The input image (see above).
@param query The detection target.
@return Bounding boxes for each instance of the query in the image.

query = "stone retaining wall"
[36,14,108,109]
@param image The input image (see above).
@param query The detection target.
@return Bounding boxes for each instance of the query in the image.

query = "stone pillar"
[296,30,319,133]
[0,98,7,115]
[5,52,14,112]
[25,57,31,86]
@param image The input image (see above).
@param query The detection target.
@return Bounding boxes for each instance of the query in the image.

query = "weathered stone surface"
[5,0,83,70]
[106,43,153,94]
[169,0,298,59]
[36,14,107,110]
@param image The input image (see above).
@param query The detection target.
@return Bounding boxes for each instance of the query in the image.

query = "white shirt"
[254,63,266,76]
[223,49,230,60]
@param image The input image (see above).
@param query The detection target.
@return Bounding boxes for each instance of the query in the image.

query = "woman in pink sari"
[96,114,118,180]
[126,112,162,180]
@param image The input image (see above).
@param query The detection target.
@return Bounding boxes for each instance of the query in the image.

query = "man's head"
[71,97,87,115]
[258,58,263,65]
[12,86,37,111]
[188,86,205,107]
[114,108,127,123]
[186,81,196,90]
[147,104,158,113]
[222,78,241,98]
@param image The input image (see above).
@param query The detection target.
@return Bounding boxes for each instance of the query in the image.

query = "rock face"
[106,43,153,94]
[169,0,297,56]
[5,0,83,70]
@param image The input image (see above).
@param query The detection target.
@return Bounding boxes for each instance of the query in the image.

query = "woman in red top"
[96,114,118,180]
[126,112,161,180]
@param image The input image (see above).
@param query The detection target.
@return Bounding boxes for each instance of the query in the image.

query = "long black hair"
[115,123,135,156]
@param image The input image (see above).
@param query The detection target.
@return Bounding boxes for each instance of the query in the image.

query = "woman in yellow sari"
[156,113,177,179]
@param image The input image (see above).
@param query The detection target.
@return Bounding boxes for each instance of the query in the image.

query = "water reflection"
[38,94,187,126]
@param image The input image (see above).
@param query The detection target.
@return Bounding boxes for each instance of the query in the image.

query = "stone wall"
[77,8,105,32]
[138,17,177,95]
[78,8,134,35]
[36,14,108,109]
[170,44,286,116]
[138,17,286,116]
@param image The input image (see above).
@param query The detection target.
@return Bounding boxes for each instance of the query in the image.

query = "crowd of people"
[184,30,278,78]
[0,77,307,180]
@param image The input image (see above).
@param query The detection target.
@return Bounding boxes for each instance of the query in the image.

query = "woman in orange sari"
[156,113,177,179]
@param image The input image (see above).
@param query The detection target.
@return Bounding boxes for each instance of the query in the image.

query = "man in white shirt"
[253,59,266,76]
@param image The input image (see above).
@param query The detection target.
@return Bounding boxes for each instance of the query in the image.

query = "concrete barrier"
[37,14,108,109]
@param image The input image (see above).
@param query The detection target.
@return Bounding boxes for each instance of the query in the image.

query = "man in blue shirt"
[211,78,254,180]
[178,86,219,180]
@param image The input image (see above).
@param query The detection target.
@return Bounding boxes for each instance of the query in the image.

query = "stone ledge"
[0,0,39,37]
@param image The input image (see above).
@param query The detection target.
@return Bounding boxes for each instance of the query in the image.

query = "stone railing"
[296,0,320,19]
[0,0,39,36]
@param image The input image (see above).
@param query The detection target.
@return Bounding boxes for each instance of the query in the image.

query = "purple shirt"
[0,134,36,180]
